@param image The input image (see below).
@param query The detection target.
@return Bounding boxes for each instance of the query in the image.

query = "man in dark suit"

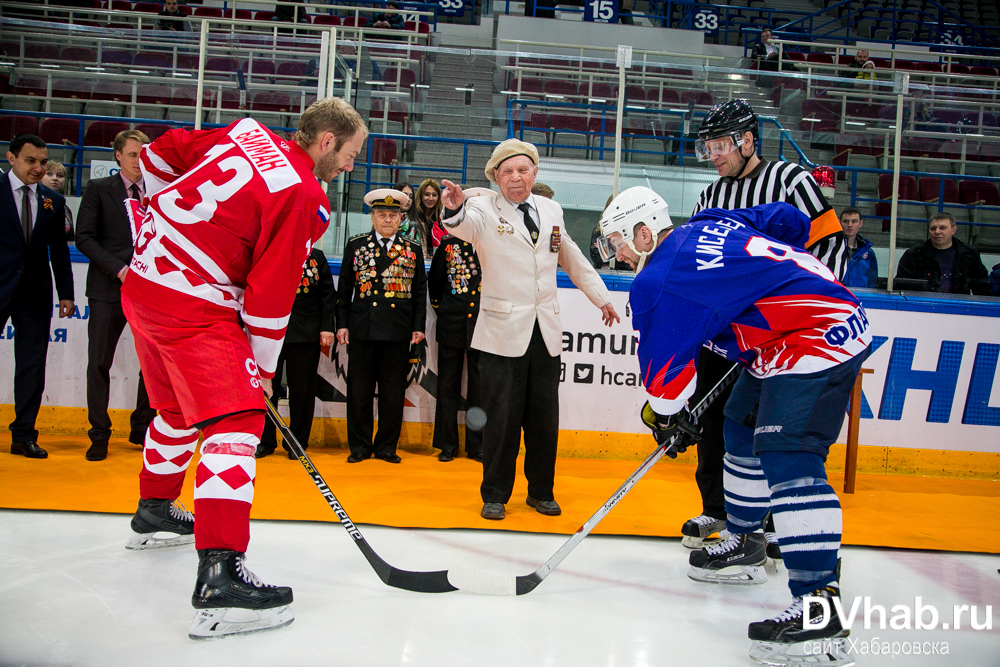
[256,247,337,459]
[336,188,426,464]
[2,134,75,459]
[76,129,156,462]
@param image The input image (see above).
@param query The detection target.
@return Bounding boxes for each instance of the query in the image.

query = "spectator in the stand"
[531,182,554,199]
[896,212,989,294]
[395,181,415,236]
[837,207,878,288]
[990,262,1000,295]
[847,49,872,75]
[274,2,308,23]
[619,0,635,25]
[41,161,73,241]
[256,248,336,459]
[157,0,190,31]
[751,28,778,60]
[372,1,404,29]
[412,178,445,256]
[751,29,797,86]
[2,134,75,460]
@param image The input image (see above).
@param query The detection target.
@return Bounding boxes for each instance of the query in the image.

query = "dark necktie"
[20,185,31,242]
[382,237,391,252]
[130,183,141,201]
[517,202,539,244]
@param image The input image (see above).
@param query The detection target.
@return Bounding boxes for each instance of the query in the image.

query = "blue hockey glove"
[640,402,703,458]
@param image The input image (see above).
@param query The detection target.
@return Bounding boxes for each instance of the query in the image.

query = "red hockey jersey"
[124,118,330,378]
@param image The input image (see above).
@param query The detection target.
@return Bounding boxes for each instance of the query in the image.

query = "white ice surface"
[0,510,997,666]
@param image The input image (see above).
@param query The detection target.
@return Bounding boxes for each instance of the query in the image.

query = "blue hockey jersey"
[630,202,871,416]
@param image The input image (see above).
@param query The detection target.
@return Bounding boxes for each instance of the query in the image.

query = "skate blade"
[764,557,784,577]
[125,532,195,551]
[750,638,854,666]
[681,535,724,549]
[688,563,768,585]
[189,605,294,640]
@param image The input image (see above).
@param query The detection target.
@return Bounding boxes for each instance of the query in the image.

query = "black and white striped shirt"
[692,160,849,279]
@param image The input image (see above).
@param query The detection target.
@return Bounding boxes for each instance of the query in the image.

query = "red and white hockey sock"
[139,412,199,501]
[193,411,264,552]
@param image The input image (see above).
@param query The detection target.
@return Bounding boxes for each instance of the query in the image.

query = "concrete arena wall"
[1,257,998,480]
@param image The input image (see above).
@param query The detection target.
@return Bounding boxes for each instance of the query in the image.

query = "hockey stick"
[446,362,742,596]
[264,397,458,593]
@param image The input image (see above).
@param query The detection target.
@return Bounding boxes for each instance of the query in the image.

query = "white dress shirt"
[8,170,38,228]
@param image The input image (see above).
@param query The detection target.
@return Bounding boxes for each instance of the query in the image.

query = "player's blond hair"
[296,97,367,151]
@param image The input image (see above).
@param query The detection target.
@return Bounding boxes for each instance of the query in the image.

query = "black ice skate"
[748,584,854,667]
[125,498,195,550]
[688,531,768,585]
[189,549,294,640]
[680,514,727,549]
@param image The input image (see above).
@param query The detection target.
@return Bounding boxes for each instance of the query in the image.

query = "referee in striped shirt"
[679,100,848,556]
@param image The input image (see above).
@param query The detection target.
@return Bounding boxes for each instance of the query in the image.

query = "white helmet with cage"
[596,186,672,268]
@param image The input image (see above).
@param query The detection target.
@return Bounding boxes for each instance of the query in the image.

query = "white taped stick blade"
[188,605,294,640]
[446,567,517,595]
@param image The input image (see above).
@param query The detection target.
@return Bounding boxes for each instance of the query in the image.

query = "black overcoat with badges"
[428,234,480,348]
[336,230,426,342]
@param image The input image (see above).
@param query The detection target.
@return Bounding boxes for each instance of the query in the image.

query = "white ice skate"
[680,514,727,548]
[688,532,769,585]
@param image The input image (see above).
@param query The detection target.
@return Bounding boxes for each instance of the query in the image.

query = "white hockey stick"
[446,363,742,595]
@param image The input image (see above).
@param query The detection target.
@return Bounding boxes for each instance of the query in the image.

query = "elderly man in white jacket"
[440,139,619,520]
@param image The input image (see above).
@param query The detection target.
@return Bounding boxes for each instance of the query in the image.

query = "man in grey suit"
[440,139,619,520]
[75,129,155,461]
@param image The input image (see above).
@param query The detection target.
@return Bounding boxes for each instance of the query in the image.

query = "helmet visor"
[596,233,628,262]
[694,135,745,162]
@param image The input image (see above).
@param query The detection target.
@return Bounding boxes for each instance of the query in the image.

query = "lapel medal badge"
[497,216,514,235]
[42,197,53,211]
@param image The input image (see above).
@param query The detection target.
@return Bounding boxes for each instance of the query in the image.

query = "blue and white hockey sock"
[722,418,769,534]
[758,450,842,598]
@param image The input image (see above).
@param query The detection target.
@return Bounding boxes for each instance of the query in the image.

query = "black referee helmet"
[697,99,759,143]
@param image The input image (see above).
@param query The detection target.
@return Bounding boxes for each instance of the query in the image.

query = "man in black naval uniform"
[427,187,492,463]
[336,188,426,463]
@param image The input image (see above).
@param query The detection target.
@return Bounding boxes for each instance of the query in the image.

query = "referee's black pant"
[479,322,560,505]
[691,347,737,522]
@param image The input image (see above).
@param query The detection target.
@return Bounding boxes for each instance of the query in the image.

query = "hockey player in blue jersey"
[597,187,870,667]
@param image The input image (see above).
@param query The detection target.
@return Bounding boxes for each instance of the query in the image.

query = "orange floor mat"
[1,436,998,553]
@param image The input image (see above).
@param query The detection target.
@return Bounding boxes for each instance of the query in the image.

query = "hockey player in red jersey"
[121,97,367,639]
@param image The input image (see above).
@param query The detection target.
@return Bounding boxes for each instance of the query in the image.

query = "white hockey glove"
[640,402,703,458]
